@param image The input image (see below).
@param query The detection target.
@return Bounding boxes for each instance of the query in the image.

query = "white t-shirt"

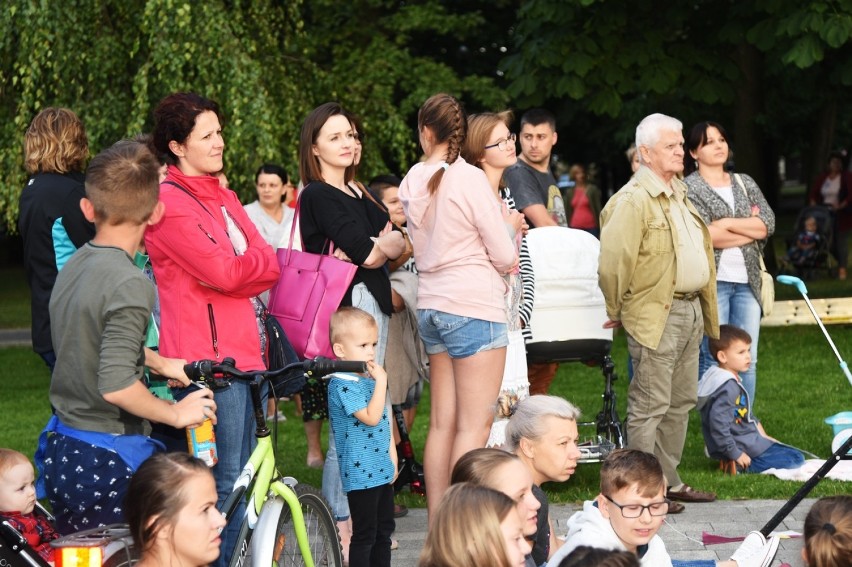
[714,185,748,284]
[821,176,841,207]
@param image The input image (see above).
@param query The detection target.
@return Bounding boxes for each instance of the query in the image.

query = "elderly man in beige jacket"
[598,113,719,513]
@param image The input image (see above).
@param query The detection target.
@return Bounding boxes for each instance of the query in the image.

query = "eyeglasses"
[484,132,517,151]
[603,495,670,518]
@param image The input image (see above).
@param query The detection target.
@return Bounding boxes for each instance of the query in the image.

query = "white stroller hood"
[525,227,612,347]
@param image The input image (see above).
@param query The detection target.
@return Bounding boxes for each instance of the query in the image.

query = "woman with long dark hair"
[297,102,405,557]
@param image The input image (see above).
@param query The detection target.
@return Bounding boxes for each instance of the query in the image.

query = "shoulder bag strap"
[290,186,336,263]
[733,174,767,267]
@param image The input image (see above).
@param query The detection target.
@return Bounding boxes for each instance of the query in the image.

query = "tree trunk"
[732,43,783,270]
[806,99,837,191]
[732,43,768,201]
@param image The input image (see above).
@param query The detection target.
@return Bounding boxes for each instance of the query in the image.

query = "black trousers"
[347,483,395,567]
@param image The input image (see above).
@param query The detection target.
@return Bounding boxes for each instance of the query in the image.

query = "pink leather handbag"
[267,199,357,360]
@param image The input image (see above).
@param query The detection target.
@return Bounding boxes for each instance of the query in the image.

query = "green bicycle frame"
[242,432,317,567]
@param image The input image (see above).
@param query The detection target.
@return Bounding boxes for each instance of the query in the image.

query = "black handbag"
[262,308,306,398]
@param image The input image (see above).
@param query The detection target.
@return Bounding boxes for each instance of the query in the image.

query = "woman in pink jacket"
[144,92,279,566]
[399,93,522,517]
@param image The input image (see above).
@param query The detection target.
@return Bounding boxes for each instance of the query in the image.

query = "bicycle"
[47,356,365,567]
[184,356,366,567]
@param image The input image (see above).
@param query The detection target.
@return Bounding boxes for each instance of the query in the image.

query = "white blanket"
[761,459,852,481]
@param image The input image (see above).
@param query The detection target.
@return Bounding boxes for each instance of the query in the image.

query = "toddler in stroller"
[0,449,57,567]
[781,205,834,279]
[523,227,623,460]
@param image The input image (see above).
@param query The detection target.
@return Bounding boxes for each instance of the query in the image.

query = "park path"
[393,498,814,566]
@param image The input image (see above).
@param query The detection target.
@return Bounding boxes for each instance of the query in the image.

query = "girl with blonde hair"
[419,483,530,567]
[803,495,852,567]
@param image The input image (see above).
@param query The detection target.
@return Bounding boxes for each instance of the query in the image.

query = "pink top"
[399,158,516,323]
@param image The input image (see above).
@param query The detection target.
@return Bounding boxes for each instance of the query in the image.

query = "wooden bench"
[761,297,852,327]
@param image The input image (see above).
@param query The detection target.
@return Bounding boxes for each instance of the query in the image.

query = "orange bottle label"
[186,417,218,467]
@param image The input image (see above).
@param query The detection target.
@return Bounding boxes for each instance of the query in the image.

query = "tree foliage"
[502,0,852,194]
[0,0,508,228]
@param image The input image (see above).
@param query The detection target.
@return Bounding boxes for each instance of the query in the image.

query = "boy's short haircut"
[368,174,402,200]
[329,306,377,345]
[520,108,556,132]
[85,140,160,226]
[600,449,665,499]
[708,324,752,363]
[0,448,29,475]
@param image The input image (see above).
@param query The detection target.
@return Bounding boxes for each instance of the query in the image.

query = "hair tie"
[823,522,837,534]
[440,161,449,171]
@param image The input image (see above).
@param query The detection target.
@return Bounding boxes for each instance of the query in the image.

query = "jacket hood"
[697,365,740,410]
[400,158,469,227]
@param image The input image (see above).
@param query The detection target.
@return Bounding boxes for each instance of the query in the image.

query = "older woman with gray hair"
[505,395,582,566]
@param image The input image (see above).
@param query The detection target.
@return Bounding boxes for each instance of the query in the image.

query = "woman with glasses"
[461,112,533,449]
[550,449,780,567]
[399,93,521,517]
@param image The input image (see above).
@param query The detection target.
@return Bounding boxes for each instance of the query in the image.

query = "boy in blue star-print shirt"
[327,307,397,567]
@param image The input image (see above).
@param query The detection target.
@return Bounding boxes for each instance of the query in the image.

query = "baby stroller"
[780,205,835,279]
[524,227,623,462]
[0,504,52,567]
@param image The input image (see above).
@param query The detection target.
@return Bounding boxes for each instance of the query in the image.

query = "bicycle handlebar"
[183,357,368,390]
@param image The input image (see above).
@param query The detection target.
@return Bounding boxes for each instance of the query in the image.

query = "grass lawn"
[5,321,850,508]
[2,204,849,506]
[0,266,31,328]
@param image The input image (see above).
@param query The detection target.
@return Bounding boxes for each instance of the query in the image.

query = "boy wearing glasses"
[549,449,780,567]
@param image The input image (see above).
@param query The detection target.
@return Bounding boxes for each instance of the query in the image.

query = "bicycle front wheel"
[273,484,343,567]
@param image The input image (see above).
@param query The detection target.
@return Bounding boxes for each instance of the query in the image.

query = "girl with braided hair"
[399,93,523,517]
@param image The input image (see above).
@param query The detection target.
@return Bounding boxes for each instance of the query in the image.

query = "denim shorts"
[417,309,508,359]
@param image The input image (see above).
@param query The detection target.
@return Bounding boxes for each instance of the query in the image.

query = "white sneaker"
[732,535,780,567]
[730,531,766,562]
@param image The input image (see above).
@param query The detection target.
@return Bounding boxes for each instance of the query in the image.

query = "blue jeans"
[699,281,762,404]
[212,379,257,567]
[672,561,715,566]
[746,442,805,474]
[39,350,56,373]
[323,283,389,520]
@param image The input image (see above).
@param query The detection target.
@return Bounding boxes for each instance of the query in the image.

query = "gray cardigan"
[684,171,775,303]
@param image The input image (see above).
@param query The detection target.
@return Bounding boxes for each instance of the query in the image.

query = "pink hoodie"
[399,158,516,323]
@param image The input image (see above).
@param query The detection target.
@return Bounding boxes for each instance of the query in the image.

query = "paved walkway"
[392,498,813,566]
[0,328,31,347]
